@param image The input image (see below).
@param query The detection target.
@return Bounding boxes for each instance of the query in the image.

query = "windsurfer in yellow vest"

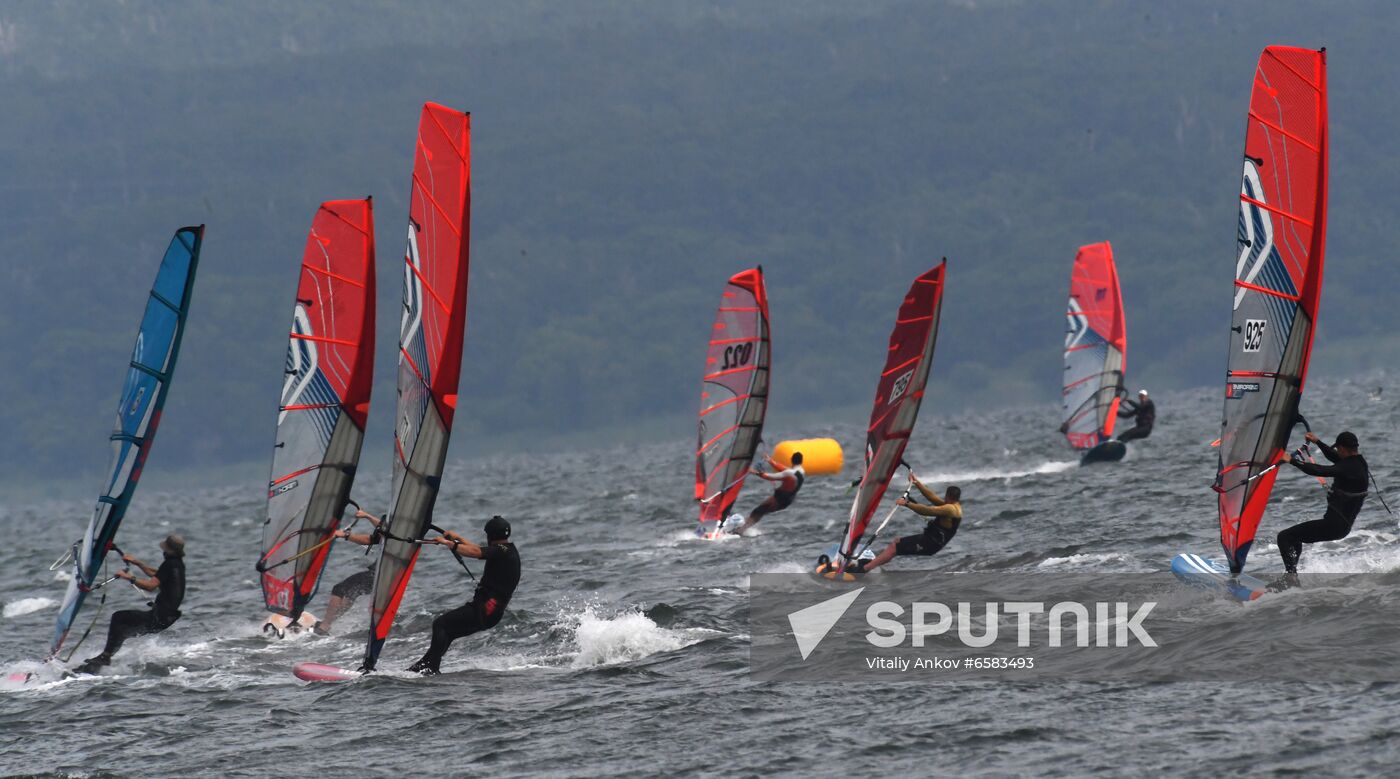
[729,452,805,534]
[849,478,961,573]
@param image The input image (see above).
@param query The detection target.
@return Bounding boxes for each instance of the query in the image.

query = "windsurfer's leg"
[1117,426,1148,443]
[317,596,351,633]
[737,497,779,533]
[409,602,485,674]
[859,542,899,573]
[81,609,156,669]
[1277,510,1351,572]
[318,570,374,633]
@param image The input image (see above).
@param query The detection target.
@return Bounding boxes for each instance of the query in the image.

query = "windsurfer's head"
[790,452,804,466]
[484,515,511,542]
[945,485,961,503]
[1333,431,1359,454]
[160,534,185,558]
[1138,389,1149,399]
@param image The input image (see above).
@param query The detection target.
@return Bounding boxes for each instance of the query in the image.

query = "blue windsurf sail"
[50,226,204,658]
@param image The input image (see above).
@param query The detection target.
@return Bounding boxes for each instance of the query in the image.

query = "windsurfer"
[730,453,804,534]
[74,534,186,674]
[313,508,383,635]
[849,479,961,573]
[406,516,520,675]
[1274,431,1369,587]
[1116,389,1155,442]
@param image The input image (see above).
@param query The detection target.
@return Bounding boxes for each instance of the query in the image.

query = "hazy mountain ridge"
[1,0,1396,479]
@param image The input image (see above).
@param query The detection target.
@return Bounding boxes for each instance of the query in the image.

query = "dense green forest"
[2,1,1398,482]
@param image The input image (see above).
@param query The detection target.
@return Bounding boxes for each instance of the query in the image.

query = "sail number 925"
[1242,319,1266,353]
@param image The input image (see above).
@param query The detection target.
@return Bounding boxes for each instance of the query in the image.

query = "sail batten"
[1216,46,1328,575]
[695,268,771,535]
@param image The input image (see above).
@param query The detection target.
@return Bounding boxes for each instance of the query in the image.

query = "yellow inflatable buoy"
[771,438,843,475]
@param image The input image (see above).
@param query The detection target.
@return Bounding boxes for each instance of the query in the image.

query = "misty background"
[2,1,1396,489]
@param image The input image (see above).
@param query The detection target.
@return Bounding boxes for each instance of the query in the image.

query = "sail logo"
[1065,297,1088,349]
[865,601,1157,649]
[784,591,1158,660]
[269,479,299,497]
[1235,159,1276,310]
[888,369,916,404]
[1242,319,1266,352]
[400,222,425,366]
[280,305,318,425]
[1227,382,1260,399]
[127,386,146,416]
[787,588,865,660]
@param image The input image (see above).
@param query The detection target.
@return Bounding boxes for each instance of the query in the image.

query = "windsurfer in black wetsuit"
[730,453,805,535]
[407,516,520,676]
[1274,431,1369,589]
[1116,389,1155,442]
[75,534,185,674]
[849,479,961,573]
[313,508,383,635]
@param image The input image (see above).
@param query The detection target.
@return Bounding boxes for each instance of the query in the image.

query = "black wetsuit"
[1279,443,1369,572]
[749,468,805,522]
[85,555,185,668]
[894,507,961,557]
[1116,397,1156,442]
[412,542,520,673]
[331,565,375,599]
[331,523,381,600]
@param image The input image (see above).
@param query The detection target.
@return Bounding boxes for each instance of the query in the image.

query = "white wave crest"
[568,607,711,668]
[920,460,1077,484]
[3,597,56,618]
[1037,553,1134,570]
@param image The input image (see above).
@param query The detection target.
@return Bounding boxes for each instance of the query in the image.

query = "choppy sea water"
[3,377,1400,776]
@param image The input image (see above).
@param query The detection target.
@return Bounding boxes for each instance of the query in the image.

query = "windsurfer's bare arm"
[897,499,958,519]
[121,554,158,577]
[336,530,376,546]
[910,477,943,505]
[335,511,383,545]
[116,569,159,591]
[433,530,485,559]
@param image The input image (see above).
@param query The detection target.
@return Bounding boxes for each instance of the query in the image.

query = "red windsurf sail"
[1216,47,1328,574]
[838,261,946,562]
[695,267,771,537]
[260,199,375,619]
[1061,242,1126,449]
[365,103,472,669]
